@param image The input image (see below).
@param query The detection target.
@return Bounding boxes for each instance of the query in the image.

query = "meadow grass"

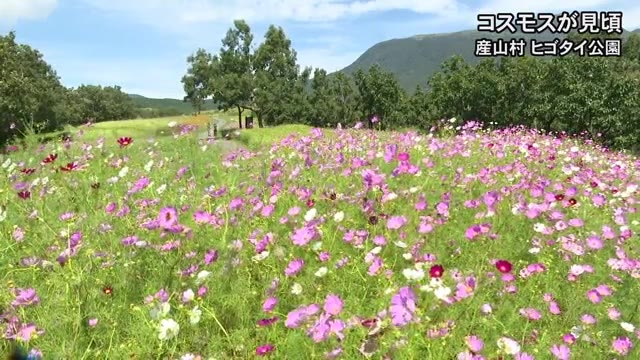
[0,121,639,360]
[47,111,239,143]
[236,124,313,149]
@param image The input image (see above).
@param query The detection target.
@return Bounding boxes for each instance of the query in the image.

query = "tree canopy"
[2,26,640,153]
[180,23,640,152]
[0,31,143,144]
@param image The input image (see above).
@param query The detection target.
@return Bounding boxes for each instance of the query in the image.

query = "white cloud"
[67,0,640,99]
[621,6,640,30]
[475,0,640,31]
[477,0,614,14]
[296,47,364,73]
[0,0,58,25]
[82,0,459,25]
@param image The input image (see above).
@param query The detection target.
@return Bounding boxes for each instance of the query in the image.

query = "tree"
[0,31,77,145]
[623,33,640,63]
[73,84,136,122]
[182,48,215,114]
[330,72,359,126]
[216,20,255,129]
[426,55,474,121]
[405,85,433,129]
[492,57,551,129]
[354,64,404,129]
[284,66,313,124]
[309,68,338,127]
[252,25,300,127]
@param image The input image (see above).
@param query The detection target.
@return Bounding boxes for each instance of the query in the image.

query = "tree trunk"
[237,105,243,129]
[257,113,264,128]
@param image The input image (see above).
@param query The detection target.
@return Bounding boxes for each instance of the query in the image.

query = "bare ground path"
[195,117,251,155]
[207,139,248,154]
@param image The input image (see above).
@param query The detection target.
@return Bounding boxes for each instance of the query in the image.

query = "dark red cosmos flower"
[555,194,565,201]
[568,198,577,206]
[256,317,278,327]
[329,192,337,200]
[102,286,113,295]
[60,162,79,172]
[41,153,57,165]
[20,168,36,175]
[361,318,378,328]
[17,191,31,199]
[611,189,619,194]
[306,199,314,208]
[117,137,133,147]
[590,181,598,188]
[429,264,444,278]
[91,182,100,189]
[487,143,494,148]
[495,260,512,273]
[368,215,378,225]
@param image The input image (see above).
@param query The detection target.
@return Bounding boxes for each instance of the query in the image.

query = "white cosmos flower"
[182,289,195,303]
[158,318,180,340]
[620,322,635,332]
[291,283,302,295]
[252,251,270,262]
[385,192,398,201]
[370,246,382,255]
[314,267,328,277]
[533,223,546,233]
[434,286,452,300]
[144,160,154,172]
[189,306,202,325]
[304,208,317,222]
[333,211,344,222]
[195,270,211,285]
[528,247,541,254]
[149,302,171,320]
[118,166,129,178]
[497,337,520,355]
[420,277,443,292]
[402,268,425,282]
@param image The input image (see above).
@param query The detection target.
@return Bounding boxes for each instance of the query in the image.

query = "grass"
[236,124,313,149]
[0,120,639,359]
[51,111,240,143]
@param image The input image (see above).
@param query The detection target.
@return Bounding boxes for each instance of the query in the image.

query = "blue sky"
[1,0,639,99]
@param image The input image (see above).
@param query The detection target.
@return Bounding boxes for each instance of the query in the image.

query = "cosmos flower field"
[1,121,639,359]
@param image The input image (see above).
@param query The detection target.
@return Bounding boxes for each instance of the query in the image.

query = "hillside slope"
[339,28,636,92]
[128,94,218,113]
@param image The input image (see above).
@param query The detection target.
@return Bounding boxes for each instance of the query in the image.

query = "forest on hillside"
[2,21,640,152]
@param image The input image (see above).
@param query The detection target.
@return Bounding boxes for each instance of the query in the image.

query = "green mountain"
[128,94,218,113]
[339,28,637,93]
